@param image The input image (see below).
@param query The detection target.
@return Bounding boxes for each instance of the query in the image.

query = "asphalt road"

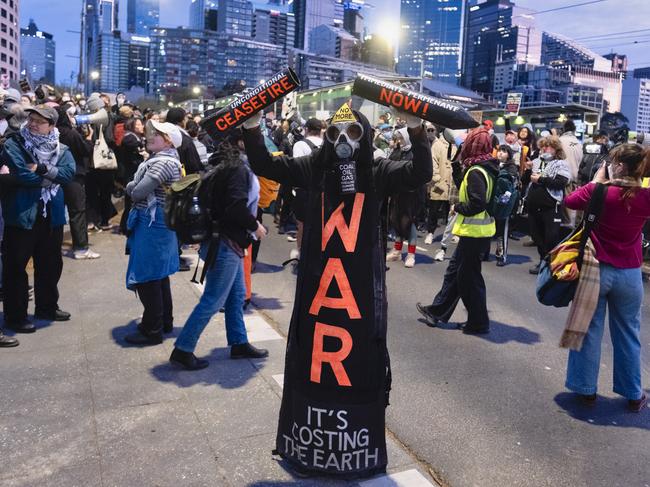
[250,223,650,487]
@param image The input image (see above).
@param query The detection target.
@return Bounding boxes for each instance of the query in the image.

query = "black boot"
[529,262,541,275]
[0,330,19,347]
[230,342,269,359]
[169,348,209,370]
[124,328,162,346]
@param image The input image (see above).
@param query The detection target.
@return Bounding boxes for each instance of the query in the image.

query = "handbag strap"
[577,183,608,267]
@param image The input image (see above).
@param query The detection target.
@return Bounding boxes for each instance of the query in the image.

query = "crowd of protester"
[0,84,648,412]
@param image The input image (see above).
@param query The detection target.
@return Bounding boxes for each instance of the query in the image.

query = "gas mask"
[326,121,364,194]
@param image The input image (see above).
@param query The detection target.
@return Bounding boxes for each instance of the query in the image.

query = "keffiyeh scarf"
[20,126,61,217]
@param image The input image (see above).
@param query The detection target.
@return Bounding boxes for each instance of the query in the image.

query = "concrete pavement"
[0,229,436,487]
[252,225,650,487]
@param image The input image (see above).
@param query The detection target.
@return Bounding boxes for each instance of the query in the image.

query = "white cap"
[149,120,183,148]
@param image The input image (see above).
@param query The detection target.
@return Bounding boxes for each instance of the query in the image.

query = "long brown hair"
[609,143,650,204]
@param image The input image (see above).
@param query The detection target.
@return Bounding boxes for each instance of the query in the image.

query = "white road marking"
[416,246,428,252]
[359,469,436,487]
[245,313,283,342]
[272,374,284,388]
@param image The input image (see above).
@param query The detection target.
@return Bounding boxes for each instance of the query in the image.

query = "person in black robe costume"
[241,104,432,479]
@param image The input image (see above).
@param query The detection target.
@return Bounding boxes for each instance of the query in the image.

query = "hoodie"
[56,106,93,177]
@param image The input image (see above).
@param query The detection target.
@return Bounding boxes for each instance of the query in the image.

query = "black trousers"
[135,277,172,336]
[426,200,449,234]
[2,215,63,324]
[64,176,89,250]
[86,169,116,226]
[428,236,491,330]
[529,204,561,260]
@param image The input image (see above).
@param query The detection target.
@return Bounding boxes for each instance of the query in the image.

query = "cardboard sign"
[504,92,523,118]
[352,73,479,129]
[332,103,356,124]
[201,68,300,139]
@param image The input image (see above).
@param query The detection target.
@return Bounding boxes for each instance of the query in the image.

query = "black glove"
[35,164,48,176]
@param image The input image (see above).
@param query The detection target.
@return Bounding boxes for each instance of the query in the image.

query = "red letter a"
[309,258,361,319]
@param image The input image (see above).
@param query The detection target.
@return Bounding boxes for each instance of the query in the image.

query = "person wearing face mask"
[563,144,650,413]
[122,121,183,346]
[241,102,432,477]
[1,105,75,333]
[493,144,520,266]
[526,136,572,274]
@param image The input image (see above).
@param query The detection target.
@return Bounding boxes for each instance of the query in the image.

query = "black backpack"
[164,165,225,245]
[487,168,519,220]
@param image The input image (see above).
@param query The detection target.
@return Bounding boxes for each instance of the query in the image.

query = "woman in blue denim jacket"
[123,121,182,346]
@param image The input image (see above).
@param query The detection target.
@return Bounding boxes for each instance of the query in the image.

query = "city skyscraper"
[252,7,295,53]
[127,0,159,35]
[189,0,218,30]
[292,0,344,51]
[0,0,20,84]
[217,0,253,37]
[398,0,463,83]
[461,0,541,95]
[20,19,55,84]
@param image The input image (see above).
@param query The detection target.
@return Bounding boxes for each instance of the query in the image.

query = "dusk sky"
[18,0,650,85]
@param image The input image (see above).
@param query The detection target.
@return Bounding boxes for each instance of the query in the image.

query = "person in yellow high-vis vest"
[417,128,499,334]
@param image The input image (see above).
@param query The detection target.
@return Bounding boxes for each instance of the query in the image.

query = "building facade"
[622,68,650,133]
[292,0,344,51]
[308,24,359,61]
[399,0,463,83]
[149,27,284,97]
[541,32,611,71]
[81,0,119,93]
[127,0,159,35]
[217,0,253,37]
[189,0,218,30]
[20,19,55,84]
[461,0,541,95]
[252,6,294,53]
[290,50,397,90]
[0,0,20,83]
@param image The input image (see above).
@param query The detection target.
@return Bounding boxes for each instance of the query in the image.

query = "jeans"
[175,240,248,353]
[440,212,457,249]
[566,264,644,400]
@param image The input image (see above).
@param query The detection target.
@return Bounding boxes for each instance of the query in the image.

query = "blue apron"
[125,206,179,290]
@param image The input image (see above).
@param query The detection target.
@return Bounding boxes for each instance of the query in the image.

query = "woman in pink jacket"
[564,143,650,412]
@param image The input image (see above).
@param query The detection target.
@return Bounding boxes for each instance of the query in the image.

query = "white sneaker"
[386,249,402,262]
[289,248,300,260]
[404,253,415,268]
[433,249,446,262]
[74,248,101,260]
[424,233,434,245]
[287,235,297,242]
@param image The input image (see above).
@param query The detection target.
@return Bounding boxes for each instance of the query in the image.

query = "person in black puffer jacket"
[57,104,99,260]
[170,138,269,370]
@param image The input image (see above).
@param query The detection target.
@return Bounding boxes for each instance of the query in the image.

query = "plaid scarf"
[560,239,600,350]
[20,126,61,217]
